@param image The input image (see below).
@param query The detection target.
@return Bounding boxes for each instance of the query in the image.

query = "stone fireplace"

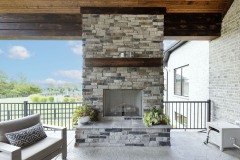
[82,14,164,120]
[76,13,171,147]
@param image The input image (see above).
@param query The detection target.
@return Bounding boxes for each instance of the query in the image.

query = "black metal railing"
[0,101,82,130]
[0,100,211,130]
[163,100,211,129]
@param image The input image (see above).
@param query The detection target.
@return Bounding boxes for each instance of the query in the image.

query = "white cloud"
[54,70,82,81]
[8,46,31,60]
[33,78,71,86]
[0,49,3,55]
[67,41,83,55]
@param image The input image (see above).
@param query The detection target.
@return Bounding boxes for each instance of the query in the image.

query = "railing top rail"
[163,101,209,103]
[0,103,25,104]
[0,102,82,104]
[28,102,82,104]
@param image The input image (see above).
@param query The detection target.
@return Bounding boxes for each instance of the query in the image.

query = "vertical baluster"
[7,110,10,120]
[183,102,186,130]
[179,102,180,129]
[186,102,188,128]
[172,102,173,128]
[189,102,192,129]
[197,103,199,129]
[58,103,60,126]
[54,108,56,126]
[194,102,195,129]
[47,103,49,125]
[69,103,71,129]
[0,104,1,121]
[201,102,203,128]
[65,102,67,128]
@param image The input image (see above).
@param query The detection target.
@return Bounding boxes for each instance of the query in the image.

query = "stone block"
[125,143,144,146]
[149,141,159,147]
[158,133,170,137]
[76,139,85,143]
[159,141,171,146]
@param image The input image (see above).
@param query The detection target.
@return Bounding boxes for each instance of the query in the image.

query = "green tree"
[29,94,40,102]
[0,71,42,96]
[48,96,54,103]
[39,96,47,103]
[63,97,69,102]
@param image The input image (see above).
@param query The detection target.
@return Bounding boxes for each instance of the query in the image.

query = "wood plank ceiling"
[0,0,229,14]
[0,0,233,40]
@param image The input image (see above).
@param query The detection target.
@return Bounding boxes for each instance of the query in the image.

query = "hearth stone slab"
[75,120,171,147]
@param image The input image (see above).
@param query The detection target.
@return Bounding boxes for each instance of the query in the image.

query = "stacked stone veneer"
[82,14,164,118]
[209,0,240,123]
[75,127,170,147]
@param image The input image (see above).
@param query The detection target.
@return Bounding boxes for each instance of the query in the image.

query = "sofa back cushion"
[0,114,40,143]
[5,123,47,147]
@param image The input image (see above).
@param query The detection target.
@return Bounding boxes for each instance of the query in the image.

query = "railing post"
[7,110,10,120]
[24,101,28,116]
[54,108,56,120]
[207,99,211,122]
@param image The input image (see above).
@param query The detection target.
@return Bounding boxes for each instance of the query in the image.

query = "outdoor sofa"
[0,114,67,160]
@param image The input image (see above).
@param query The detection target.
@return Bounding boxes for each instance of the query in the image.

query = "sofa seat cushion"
[5,123,47,148]
[22,136,62,160]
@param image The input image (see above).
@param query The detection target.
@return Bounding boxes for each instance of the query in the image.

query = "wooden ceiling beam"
[222,0,234,18]
[164,13,222,40]
[0,14,82,39]
[80,7,166,14]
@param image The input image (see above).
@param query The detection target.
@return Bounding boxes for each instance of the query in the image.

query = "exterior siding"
[164,41,209,128]
[209,0,240,123]
[166,41,209,102]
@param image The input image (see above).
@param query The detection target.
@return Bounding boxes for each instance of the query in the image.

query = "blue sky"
[0,40,83,89]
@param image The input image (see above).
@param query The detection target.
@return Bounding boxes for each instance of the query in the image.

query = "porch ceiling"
[0,0,230,15]
[0,0,234,40]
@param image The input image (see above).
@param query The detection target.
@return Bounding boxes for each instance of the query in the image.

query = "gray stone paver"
[50,130,240,160]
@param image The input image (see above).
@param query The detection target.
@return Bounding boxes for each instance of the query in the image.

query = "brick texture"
[209,0,240,123]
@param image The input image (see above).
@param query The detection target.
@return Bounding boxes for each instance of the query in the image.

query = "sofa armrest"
[43,124,66,131]
[42,124,67,159]
[0,142,21,160]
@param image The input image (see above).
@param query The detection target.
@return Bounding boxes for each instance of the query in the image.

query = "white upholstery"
[22,137,62,160]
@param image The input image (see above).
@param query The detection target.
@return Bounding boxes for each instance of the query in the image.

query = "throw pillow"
[5,123,47,147]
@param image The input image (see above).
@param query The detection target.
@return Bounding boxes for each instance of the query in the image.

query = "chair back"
[0,114,40,143]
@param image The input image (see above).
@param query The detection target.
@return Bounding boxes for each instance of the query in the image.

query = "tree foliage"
[0,71,42,96]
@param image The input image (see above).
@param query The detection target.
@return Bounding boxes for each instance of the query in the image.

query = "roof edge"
[163,41,188,66]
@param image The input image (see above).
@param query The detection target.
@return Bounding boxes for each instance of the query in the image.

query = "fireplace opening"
[103,89,142,117]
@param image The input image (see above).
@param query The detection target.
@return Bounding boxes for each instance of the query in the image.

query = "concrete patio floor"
[48,130,240,160]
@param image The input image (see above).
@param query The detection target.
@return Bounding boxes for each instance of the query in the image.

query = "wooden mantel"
[85,58,162,67]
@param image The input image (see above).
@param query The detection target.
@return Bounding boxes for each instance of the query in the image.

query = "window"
[174,65,189,96]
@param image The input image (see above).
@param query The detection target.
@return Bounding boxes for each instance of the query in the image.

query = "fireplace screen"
[103,89,142,117]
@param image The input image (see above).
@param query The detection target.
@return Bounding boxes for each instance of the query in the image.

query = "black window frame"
[174,65,189,97]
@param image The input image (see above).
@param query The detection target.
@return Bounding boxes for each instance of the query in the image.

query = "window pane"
[182,66,189,96]
[174,68,181,95]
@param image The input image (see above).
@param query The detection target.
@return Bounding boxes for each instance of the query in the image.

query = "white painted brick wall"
[165,41,209,101]
[209,0,240,123]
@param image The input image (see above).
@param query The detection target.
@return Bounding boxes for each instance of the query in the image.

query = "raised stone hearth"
[75,120,171,147]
